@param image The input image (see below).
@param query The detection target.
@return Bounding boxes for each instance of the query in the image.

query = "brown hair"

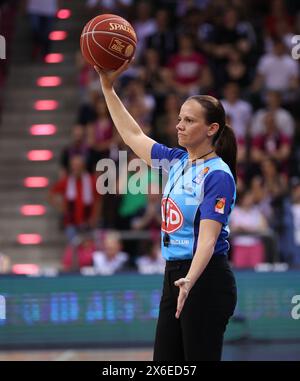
[188,95,237,181]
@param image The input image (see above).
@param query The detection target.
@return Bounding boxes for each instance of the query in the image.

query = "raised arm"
[94,62,157,166]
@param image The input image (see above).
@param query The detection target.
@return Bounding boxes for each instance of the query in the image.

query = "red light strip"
[20,205,46,216]
[57,9,71,19]
[37,76,62,87]
[24,177,49,188]
[17,234,42,245]
[34,100,58,111]
[49,31,68,41]
[30,124,57,136]
[27,150,53,161]
[44,53,64,63]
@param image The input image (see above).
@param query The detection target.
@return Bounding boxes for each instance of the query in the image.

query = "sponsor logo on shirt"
[170,239,190,245]
[203,166,210,175]
[161,197,183,233]
[215,197,226,214]
[193,167,210,184]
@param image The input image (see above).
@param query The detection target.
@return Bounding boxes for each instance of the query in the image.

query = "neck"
[188,145,216,162]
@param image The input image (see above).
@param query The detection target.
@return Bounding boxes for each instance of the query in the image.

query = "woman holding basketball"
[94,60,237,361]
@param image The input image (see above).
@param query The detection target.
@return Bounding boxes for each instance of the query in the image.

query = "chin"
[177,137,187,148]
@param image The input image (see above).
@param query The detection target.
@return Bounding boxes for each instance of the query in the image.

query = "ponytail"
[188,95,238,182]
[213,125,237,182]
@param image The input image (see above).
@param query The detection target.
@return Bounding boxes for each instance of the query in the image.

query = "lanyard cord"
[163,149,215,247]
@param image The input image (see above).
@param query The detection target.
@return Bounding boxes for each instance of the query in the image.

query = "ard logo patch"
[215,197,226,214]
[161,197,183,233]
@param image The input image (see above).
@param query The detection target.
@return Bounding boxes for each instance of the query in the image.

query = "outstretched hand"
[174,278,191,319]
[94,60,131,91]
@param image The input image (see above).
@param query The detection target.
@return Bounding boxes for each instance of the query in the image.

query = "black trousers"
[153,255,237,361]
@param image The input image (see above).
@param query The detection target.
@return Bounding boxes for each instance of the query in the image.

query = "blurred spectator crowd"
[0,0,17,118]
[4,0,300,274]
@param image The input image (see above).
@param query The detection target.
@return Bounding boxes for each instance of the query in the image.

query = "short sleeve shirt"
[151,143,236,260]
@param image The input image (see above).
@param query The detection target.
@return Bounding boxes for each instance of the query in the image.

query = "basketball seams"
[81,31,136,46]
[85,18,98,67]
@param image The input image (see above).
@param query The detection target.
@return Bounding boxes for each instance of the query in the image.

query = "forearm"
[102,87,143,145]
[185,241,215,288]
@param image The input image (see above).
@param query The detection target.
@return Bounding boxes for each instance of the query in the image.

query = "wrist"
[102,85,114,94]
[184,276,194,289]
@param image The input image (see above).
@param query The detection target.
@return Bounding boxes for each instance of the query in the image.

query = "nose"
[176,121,184,131]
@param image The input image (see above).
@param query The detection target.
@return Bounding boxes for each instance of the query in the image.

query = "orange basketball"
[80,14,137,70]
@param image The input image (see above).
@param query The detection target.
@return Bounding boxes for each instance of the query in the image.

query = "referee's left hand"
[174,278,191,319]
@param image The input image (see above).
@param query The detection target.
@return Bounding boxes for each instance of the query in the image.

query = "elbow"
[207,239,217,253]
[200,238,217,254]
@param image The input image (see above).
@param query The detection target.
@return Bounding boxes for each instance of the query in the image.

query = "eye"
[186,118,193,123]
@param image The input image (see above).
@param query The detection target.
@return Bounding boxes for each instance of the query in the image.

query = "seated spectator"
[122,78,156,126]
[87,96,115,169]
[221,82,252,147]
[165,33,212,96]
[60,124,91,175]
[264,18,295,53]
[249,175,272,217]
[260,157,288,200]
[250,111,291,173]
[264,0,295,41]
[230,190,269,268]
[75,50,96,104]
[93,231,129,275]
[62,232,96,272]
[251,158,287,262]
[223,51,251,89]
[49,155,101,242]
[145,8,177,65]
[136,241,165,274]
[202,7,254,85]
[138,48,169,97]
[252,37,299,102]
[26,0,58,60]
[154,93,181,145]
[132,1,156,61]
[278,177,300,266]
[251,90,295,138]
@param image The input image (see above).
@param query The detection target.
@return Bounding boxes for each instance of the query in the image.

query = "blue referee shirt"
[151,143,236,261]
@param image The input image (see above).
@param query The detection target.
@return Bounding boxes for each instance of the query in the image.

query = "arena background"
[0,0,299,361]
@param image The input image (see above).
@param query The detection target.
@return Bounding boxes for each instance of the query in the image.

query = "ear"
[207,122,220,137]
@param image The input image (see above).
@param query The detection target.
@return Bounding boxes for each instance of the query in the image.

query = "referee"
[95,61,237,361]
